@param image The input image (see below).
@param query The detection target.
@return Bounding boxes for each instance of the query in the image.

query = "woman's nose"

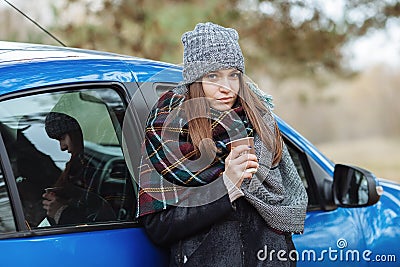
[218,77,231,92]
[59,141,67,151]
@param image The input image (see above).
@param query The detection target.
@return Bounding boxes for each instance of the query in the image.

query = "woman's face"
[59,133,77,155]
[201,68,240,111]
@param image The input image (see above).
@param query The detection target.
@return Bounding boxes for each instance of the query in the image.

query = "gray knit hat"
[181,22,245,85]
[45,112,81,140]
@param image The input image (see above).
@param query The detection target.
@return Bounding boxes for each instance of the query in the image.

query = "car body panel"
[0,228,168,267]
[0,41,182,93]
[0,59,135,93]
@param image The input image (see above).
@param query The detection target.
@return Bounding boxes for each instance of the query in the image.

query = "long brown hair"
[186,73,283,166]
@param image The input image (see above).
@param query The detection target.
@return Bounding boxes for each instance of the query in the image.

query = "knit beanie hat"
[181,22,245,85]
[45,112,81,140]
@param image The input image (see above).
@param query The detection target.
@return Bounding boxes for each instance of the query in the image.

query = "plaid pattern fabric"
[137,90,307,233]
[137,91,252,216]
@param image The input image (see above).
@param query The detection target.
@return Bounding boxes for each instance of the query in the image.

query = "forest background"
[1,0,399,181]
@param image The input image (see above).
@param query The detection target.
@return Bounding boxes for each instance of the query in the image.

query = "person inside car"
[137,22,308,266]
[42,112,115,226]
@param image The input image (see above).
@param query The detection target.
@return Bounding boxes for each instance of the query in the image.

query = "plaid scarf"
[137,88,307,233]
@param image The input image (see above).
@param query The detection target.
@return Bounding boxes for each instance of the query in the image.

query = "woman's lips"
[217,97,233,103]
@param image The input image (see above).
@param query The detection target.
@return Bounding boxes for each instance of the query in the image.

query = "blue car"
[0,41,398,266]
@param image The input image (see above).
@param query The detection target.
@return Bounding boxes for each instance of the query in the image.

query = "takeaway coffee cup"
[226,137,257,173]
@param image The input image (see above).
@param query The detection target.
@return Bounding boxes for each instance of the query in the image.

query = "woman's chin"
[211,103,233,111]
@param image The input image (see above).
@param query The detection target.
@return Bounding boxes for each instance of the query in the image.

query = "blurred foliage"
[7,0,400,77]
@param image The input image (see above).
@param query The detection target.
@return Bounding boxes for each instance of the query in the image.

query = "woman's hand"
[224,144,259,188]
[42,191,66,219]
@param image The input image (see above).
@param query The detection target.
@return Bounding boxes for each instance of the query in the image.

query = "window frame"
[0,81,144,239]
[0,132,23,232]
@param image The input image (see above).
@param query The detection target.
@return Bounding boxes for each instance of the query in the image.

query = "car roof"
[0,41,132,63]
[0,41,182,94]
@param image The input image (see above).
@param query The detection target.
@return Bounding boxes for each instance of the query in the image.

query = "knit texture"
[137,87,308,233]
[181,22,245,84]
[242,133,308,233]
[45,112,81,140]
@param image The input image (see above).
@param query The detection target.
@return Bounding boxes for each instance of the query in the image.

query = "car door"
[283,137,370,266]
[0,82,168,267]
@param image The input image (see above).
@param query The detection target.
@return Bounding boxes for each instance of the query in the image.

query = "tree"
[51,0,240,63]
[238,0,400,75]
[46,0,400,76]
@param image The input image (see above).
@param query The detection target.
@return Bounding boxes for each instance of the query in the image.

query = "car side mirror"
[333,164,383,207]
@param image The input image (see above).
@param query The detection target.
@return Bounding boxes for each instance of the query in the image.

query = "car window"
[0,87,135,228]
[0,165,16,233]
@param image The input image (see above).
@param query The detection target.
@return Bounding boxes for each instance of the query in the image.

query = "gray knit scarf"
[244,132,308,233]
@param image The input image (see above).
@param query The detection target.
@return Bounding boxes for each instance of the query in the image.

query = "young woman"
[137,22,308,266]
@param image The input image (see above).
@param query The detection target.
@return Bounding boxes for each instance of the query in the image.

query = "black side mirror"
[333,164,383,207]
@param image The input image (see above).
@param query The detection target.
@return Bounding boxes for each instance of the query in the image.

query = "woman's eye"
[207,74,218,79]
[230,72,240,78]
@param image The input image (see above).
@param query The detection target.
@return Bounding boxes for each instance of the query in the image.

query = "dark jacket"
[140,178,296,267]
[48,154,116,225]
